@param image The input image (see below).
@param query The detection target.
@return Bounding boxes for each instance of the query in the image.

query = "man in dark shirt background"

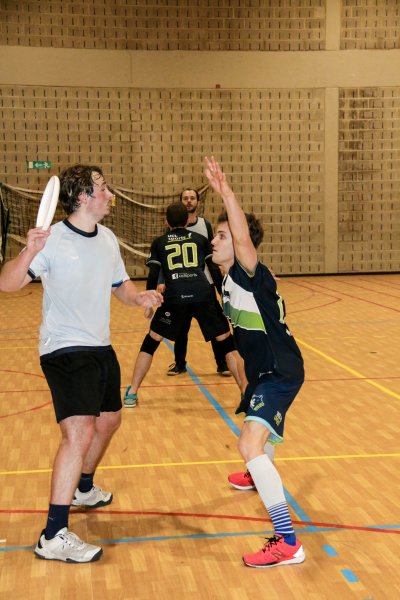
[124,202,244,406]
[166,187,231,377]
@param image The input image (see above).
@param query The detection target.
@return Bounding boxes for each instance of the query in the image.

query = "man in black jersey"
[166,187,231,377]
[124,202,244,406]
[205,156,305,569]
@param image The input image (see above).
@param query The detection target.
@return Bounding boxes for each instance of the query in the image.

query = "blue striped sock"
[268,501,296,545]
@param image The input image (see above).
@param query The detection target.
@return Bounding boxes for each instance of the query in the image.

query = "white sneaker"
[34,528,102,563]
[72,485,112,508]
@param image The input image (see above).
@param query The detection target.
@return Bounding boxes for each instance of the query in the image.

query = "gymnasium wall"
[0,0,399,275]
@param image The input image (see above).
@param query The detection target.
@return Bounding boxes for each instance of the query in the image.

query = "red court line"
[120,375,400,392]
[0,369,44,379]
[290,297,342,314]
[0,401,52,419]
[0,369,51,419]
[289,280,342,301]
[356,277,400,291]
[300,280,400,312]
[3,374,398,397]
[1,375,398,419]
[282,287,316,307]
[335,279,400,299]
[0,508,398,535]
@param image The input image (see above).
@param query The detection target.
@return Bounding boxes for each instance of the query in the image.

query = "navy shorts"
[40,346,122,423]
[240,373,303,444]
[150,299,230,342]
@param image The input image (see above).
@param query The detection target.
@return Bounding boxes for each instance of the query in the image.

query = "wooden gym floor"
[0,274,399,600]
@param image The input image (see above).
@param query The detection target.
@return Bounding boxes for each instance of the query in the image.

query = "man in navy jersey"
[204,156,305,568]
[0,165,162,563]
[165,187,231,377]
[124,202,244,406]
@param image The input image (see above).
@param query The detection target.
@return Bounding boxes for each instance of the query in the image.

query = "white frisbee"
[36,175,60,230]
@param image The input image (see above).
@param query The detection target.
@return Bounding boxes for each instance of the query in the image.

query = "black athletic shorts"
[238,372,303,444]
[150,299,230,342]
[40,346,122,423]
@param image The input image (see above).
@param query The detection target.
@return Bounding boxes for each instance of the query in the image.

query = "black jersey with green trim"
[146,227,214,303]
[222,259,304,383]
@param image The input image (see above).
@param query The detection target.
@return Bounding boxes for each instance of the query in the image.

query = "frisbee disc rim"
[36,175,60,231]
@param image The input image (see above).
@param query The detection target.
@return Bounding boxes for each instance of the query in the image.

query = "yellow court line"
[1,453,398,476]
[297,337,400,400]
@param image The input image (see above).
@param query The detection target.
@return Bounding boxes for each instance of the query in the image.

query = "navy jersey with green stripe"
[222,260,304,383]
[146,227,214,303]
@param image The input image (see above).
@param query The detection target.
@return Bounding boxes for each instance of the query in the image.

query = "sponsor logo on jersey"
[172,272,196,279]
[168,233,192,241]
[274,411,282,426]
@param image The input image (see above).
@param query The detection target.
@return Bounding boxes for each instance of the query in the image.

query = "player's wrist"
[134,292,145,306]
[23,245,39,260]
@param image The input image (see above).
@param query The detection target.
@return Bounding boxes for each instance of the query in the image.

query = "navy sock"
[78,472,94,493]
[282,532,297,546]
[45,504,70,540]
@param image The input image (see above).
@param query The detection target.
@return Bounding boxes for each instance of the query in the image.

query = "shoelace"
[244,471,252,480]
[261,535,283,553]
[60,531,84,549]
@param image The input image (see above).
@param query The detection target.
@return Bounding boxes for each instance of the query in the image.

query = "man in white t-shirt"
[0,164,162,563]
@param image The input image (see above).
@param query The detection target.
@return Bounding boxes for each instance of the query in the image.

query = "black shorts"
[150,299,230,342]
[238,373,303,444]
[40,346,122,423]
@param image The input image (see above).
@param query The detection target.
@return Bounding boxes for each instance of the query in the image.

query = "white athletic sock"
[246,454,286,509]
[263,441,275,462]
[246,454,295,538]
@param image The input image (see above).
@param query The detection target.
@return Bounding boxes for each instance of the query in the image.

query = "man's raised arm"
[204,156,257,272]
[0,227,50,292]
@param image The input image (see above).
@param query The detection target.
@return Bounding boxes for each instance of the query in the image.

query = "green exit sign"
[26,160,52,171]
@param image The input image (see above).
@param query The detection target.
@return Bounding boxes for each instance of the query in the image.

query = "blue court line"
[323,545,338,557]
[341,569,359,583]
[0,544,34,553]
[163,339,241,436]
[0,527,322,554]
[163,339,310,520]
[282,487,318,530]
[0,530,277,554]
[162,339,362,585]
[1,523,398,554]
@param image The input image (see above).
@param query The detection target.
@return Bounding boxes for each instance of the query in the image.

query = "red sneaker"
[228,470,256,490]
[243,535,305,568]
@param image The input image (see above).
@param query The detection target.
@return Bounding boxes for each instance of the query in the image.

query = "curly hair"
[59,164,103,215]
[217,211,264,249]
